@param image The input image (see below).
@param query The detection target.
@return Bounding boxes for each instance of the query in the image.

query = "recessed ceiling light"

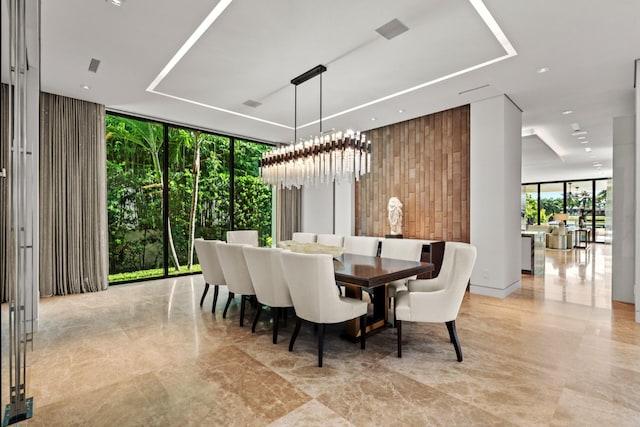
[562,110,573,115]
[580,140,589,144]
[578,136,586,139]
[371,117,376,121]
[398,109,404,113]
[80,84,90,90]
[106,0,125,6]
[536,66,550,73]
[585,147,592,152]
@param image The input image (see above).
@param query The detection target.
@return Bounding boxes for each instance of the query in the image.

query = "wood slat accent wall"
[355,105,470,242]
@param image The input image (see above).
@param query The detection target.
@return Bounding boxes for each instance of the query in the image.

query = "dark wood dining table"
[333,253,434,340]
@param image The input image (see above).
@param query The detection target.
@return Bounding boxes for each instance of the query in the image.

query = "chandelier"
[259,65,371,189]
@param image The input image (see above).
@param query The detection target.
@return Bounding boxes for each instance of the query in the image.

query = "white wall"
[636,62,640,322]
[334,179,354,237]
[301,181,334,234]
[612,116,635,304]
[469,95,522,298]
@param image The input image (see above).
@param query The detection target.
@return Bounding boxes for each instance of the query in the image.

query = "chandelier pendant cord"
[319,72,322,134]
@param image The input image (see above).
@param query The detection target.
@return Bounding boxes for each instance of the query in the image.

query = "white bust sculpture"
[388,197,403,235]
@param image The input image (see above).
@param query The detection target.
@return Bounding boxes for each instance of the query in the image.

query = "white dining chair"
[380,239,424,325]
[216,242,257,326]
[395,241,477,360]
[280,251,368,367]
[291,232,317,243]
[226,230,259,246]
[193,239,227,313]
[316,234,344,247]
[343,236,379,256]
[243,246,293,344]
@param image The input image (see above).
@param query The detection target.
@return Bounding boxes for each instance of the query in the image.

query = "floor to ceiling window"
[233,139,273,247]
[107,113,273,283]
[521,184,539,227]
[106,115,165,282]
[522,178,611,244]
[539,182,564,224]
[167,128,232,275]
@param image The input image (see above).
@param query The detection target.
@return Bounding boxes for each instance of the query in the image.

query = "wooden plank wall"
[355,105,470,242]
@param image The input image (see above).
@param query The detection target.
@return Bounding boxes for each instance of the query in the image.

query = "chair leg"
[251,303,263,333]
[446,320,463,362]
[360,314,367,350]
[289,317,302,352]
[272,307,280,344]
[199,283,209,307]
[393,299,398,328]
[211,285,219,313]
[397,319,402,358]
[318,324,325,367]
[239,295,246,327]
[223,292,234,318]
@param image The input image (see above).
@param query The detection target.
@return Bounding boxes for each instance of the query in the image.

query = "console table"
[575,229,592,248]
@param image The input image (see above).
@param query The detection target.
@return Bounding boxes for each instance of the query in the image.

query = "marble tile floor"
[2,243,639,426]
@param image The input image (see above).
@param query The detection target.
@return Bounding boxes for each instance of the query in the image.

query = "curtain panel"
[39,92,108,296]
[276,187,301,242]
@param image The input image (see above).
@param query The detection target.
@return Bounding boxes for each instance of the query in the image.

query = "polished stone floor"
[2,244,639,426]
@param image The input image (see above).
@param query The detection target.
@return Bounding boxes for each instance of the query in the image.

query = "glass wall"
[521,184,539,228]
[539,182,564,224]
[233,139,273,247]
[167,128,231,274]
[106,116,165,282]
[522,178,611,243]
[567,180,593,230]
[594,179,610,243]
[106,113,273,283]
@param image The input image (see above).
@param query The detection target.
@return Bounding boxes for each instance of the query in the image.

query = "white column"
[612,116,635,304]
[635,59,640,322]
[469,95,522,298]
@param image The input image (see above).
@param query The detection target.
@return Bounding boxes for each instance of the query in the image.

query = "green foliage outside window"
[106,115,273,282]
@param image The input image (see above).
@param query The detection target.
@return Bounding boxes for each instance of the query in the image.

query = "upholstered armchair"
[216,243,257,326]
[242,246,293,344]
[342,236,379,256]
[280,251,368,367]
[193,239,226,313]
[316,234,344,247]
[395,241,477,361]
[380,239,423,325]
[226,230,259,246]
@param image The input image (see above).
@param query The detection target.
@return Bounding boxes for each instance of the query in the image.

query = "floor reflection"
[522,243,612,308]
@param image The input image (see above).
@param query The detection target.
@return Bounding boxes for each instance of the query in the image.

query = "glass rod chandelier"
[259,65,371,189]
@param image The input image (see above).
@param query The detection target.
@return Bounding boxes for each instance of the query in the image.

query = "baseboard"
[469,280,521,298]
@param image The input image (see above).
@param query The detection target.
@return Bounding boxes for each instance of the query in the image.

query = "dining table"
[333,253,434,341]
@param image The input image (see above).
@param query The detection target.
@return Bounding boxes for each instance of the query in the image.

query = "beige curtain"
[276,187,301,242]
[1,84,12,302]
[39,92,108,296]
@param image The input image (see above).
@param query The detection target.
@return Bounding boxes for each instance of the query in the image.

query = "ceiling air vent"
[375,18,409,40]
[243,99,262,108]
[88,58,101,73]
